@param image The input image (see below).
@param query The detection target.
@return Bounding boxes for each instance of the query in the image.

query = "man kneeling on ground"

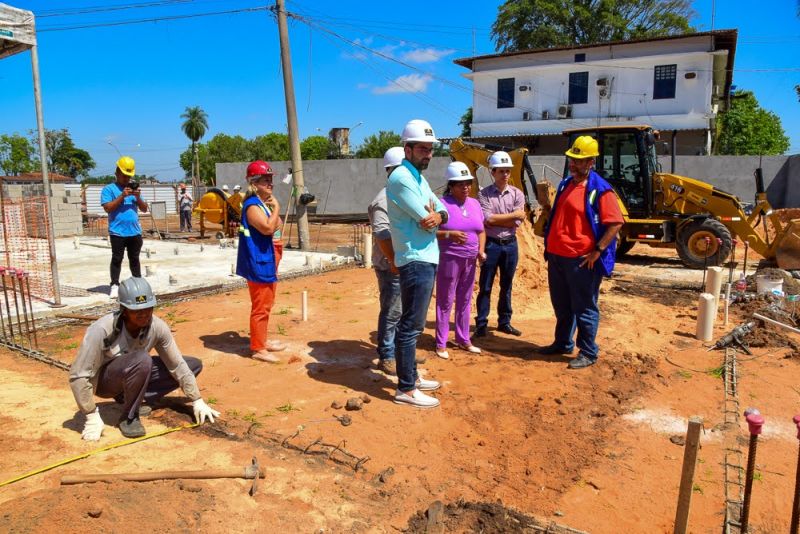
[69,276,220,440]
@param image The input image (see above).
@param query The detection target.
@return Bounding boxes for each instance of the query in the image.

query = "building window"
[497,78,515,108]
[653,64,677,99]
[568,72,588,104]
[574,53,586,62]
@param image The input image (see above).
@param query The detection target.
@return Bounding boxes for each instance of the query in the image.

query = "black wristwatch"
[438,210,449,224]
[595,243,604,252]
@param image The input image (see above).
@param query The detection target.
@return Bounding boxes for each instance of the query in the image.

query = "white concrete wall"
[83,184,178,216]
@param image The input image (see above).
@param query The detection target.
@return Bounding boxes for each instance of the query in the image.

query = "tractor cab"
[563,125,658,219]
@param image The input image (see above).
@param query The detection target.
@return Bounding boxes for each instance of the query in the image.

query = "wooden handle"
[61,468,265,485]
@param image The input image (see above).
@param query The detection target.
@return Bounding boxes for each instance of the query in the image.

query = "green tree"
[250,133,290,161]
[458,107,473,137]
[355,131,402,159]
[35,128,95,178]
[180,106,209,187]
[716,90,790,155]
[300,135,333,160]
[0,133,36,175]
[491,0,694,52]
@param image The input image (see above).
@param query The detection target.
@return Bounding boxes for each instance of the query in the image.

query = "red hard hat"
[246,160,273,178]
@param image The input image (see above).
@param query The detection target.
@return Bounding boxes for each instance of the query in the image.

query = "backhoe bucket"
[775,219,800,270]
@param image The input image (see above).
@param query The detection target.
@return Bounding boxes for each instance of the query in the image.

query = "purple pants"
[435,254,477,348]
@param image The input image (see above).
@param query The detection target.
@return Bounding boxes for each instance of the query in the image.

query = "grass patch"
[56,330,73,340]
[276,324,287,336]
[276,307,292,315]
[276,402,299,413]
[206,396,218,405]
[753,470,763,482]
[63,342,79,351]
[692,484,703,494]
[707,366,725,379]
[242,412,260,426]
[677,370,692,379]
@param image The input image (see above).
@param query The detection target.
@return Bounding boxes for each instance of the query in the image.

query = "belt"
[487,236,516,245]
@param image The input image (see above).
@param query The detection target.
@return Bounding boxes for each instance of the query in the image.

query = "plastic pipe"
[364,232,373,269]
[705,266,724,313]
[696,293,715,341]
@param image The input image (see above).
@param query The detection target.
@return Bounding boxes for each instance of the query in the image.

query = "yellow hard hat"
[116,156,136,176]
[565,136,599,159]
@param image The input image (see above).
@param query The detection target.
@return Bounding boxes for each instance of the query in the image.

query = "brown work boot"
[377,358,397,376]
[252,350,280,363]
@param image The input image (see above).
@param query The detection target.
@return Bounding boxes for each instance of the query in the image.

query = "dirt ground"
[2,230,800,533]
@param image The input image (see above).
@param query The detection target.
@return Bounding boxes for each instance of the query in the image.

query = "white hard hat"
[233,184,241,191]
[487,151,514,169]
[401,119,438,144]
[222,184,229,191]
[383,147,405,168]
[444,161,474,182]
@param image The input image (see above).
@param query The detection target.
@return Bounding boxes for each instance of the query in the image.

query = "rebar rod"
[24,274,38,348]
[0,269,15,339]
[740,412,764,533]
[7,270,28,349]
[15,271,33,350]
[791,415,800,534]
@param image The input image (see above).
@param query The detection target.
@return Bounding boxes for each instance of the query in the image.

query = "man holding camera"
[101,156,148,299]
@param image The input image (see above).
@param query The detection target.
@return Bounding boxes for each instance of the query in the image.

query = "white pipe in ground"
[723,283,731,326]
[705,266,724,313]
[302,290,308,321]
[696,293,715,341]
[363,232,373,269]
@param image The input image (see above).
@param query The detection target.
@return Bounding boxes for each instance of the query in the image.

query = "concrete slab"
[24,237,346,317]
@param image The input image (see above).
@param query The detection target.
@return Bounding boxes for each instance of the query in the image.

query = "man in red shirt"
[541,136,624,369]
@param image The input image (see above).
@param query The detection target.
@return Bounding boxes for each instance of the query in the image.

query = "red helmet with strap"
[246,160,273,178]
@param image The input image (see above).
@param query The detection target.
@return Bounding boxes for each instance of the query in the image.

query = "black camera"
[129,181,139,191]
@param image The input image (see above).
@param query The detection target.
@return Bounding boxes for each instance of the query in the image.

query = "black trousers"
[96,352,203,421]
[110,234,143,285]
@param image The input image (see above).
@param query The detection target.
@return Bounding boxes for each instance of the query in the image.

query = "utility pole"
[275,0,310,250]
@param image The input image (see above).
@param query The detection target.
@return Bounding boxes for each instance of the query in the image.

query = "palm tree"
[180,106,209,188]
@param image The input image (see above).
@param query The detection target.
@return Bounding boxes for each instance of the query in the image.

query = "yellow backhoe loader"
[450,125,800,270]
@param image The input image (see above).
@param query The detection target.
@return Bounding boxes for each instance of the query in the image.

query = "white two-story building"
[454,29,737,155]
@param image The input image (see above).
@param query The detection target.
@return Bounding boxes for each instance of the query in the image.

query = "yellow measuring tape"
[0,422,199,488]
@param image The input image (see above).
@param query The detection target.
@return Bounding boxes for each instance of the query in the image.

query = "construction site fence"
[0,195,55,302]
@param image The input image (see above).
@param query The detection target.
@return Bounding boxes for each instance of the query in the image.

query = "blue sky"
[1,0,799,179]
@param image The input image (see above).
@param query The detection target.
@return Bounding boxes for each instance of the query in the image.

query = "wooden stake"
[674,416,703,534]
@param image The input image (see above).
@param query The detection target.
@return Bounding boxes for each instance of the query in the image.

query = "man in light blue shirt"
[386,119,449,409]
[101,156,148,299]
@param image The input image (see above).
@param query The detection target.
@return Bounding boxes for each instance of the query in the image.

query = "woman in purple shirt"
[434,162,486,359]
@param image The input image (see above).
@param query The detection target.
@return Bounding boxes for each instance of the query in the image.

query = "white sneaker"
[416,377,440,391]
[435,348,449,360]
[109,284,119,299]
[458,343,481,354]
[394,389,440,409]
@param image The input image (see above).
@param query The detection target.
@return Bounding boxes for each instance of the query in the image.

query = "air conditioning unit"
[596,77,609,87]
[541,110,550,120]
[522,111,533,121]
[598,87,610,99]
[519,85,530,92]
[556,104,572,119]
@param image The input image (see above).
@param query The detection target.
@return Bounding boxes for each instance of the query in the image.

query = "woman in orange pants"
[236,160,287,363]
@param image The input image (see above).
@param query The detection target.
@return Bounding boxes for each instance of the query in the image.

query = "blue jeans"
[547,253,604,360]
[375,269,401,361]
[475,238,519,329]
[396,261,436,392]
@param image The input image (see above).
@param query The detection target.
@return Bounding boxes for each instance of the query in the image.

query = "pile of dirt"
[406,500,586,534]
[732,296,800,356]
[513,222,548,293]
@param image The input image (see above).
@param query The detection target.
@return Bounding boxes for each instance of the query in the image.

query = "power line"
[37,0,194,18]
[38,6,267,32]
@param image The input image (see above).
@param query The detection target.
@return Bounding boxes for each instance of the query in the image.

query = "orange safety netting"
[1,196,55,302]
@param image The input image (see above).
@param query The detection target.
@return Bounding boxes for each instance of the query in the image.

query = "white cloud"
[373,74,432,95]
[400,47,455,63]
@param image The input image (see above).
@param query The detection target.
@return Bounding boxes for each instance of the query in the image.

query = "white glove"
[192,399,220,424]
[81,408,104,441]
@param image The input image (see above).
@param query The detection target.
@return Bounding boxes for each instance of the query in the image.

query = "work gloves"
[82,408,104,441]
[192,398,220,424]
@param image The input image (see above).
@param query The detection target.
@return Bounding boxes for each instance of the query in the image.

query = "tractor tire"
[616,237,635,258]
[676,219,732,269]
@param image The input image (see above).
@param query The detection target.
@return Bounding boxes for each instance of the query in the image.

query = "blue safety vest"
[544,169,617,277]
[236,196,277,283]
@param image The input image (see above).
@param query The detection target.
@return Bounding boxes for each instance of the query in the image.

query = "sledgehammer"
[61,457,264,496]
